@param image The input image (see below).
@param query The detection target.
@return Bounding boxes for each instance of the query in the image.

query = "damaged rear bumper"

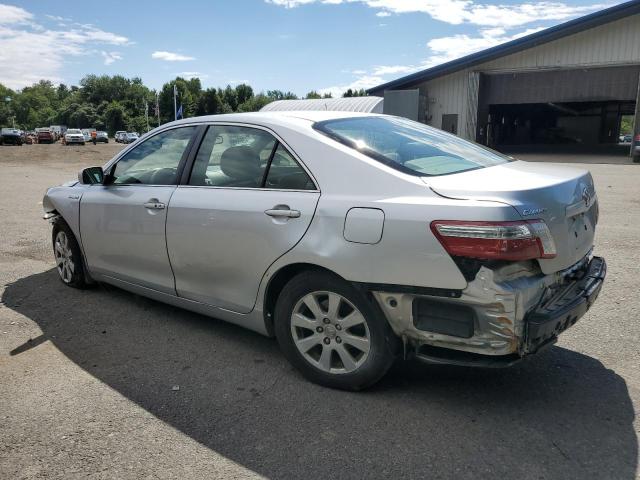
[525,256,606,354]
[371,255,606,367]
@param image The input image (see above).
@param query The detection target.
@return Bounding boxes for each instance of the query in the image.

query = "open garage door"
[477,65,639,153]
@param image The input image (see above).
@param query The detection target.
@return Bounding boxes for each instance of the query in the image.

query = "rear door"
[166,123,320,313]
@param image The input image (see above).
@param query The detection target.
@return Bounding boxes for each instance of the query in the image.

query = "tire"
[274,271,398,390]
[52,219,87,288]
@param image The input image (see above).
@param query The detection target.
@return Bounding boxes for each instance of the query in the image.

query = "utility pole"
[156,92,160,126]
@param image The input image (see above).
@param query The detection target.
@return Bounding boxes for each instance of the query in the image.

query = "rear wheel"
[52,220,87,288]
[274,271,397,390]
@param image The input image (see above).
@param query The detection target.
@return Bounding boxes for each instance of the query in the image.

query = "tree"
[222,85,238,111]
[343,88,367,98]
[237,93,274,112]
[266,90,298,101]
[235,83,254,105]
[103,101,128,135]
[0,74,322,130]
[198,88,223,115]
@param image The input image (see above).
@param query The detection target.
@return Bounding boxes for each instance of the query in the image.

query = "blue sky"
[0,0,616,95]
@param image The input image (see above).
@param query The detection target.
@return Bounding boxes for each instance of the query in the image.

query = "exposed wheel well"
[263,263,343,336]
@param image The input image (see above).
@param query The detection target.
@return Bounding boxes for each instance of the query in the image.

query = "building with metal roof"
[260,97,383,113]
[368,0,640,156]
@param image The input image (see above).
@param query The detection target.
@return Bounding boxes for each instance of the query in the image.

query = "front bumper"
[372,255,606,367]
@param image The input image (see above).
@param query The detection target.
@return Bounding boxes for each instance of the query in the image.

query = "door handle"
[265,207,301,218]
[144,200,166,210]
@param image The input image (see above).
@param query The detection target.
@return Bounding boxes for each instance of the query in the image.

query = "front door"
[80,126,197,294]
[166,124,320,313]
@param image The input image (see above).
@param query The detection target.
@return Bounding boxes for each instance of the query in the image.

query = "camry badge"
[522,207,547,216]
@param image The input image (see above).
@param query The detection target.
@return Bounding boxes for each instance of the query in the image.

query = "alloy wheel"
[54,230,75,283]
[290,291,371,374]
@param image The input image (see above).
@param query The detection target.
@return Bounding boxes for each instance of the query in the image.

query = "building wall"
[418,13,640,140]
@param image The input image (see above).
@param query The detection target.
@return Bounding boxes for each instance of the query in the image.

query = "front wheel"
[274,271,397,390]
[52,220,87,288]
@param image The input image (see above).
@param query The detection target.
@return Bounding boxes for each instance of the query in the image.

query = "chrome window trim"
[188,121,320,192]
[104,123,201,188]
[102,122,205,172]
[176,184,319,193]
[102,120,320,191]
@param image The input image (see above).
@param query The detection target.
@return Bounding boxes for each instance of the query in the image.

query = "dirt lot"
[1,144,639,479]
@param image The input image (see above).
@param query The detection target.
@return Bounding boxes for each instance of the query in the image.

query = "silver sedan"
[43,112,606,390]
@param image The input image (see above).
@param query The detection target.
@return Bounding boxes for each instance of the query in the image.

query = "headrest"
[220,146,261,181]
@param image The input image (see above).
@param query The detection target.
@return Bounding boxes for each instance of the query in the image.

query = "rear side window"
[189,125,315,190]
[264,144,316,190]
[314,116,511,176]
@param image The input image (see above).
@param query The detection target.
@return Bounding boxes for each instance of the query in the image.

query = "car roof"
[166,110,382,129]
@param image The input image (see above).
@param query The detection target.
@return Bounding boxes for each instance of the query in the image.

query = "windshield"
[314,116,511,176]
[67,129,81,134]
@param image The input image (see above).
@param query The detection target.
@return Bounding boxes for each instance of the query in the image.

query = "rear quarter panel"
[258,122,522,292]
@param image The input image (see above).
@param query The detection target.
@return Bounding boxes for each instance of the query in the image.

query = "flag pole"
[156,91,160,126]
[173,84,177,121]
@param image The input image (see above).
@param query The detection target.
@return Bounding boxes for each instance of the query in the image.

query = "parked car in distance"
[64,129,86,145]
[95,131,109,143]
[25,132,37,144]
[43,112,606,390]
[36,128,54,144]
[1,127,23,145]
[123,132,139,144]
[81,129,93,143]
[115,131,127,143]
[50,125,67,139]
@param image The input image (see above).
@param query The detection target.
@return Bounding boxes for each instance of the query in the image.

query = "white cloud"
[376,11,390,17]
[45,14,72,22]
[319,74,385,98]
[178,71,209,80]
[0,4,132,89]
[0,4,32,24]
[321,25,547,95]
[372,64,420,75]
[101,51,122,65]
[151,51,195,61]
[266,0,606,27]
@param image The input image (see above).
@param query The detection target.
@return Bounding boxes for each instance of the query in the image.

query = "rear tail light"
[635,134,640,142]
[430,220,557,261]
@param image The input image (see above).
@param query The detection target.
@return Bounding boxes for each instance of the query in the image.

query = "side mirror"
[79,166,104,184]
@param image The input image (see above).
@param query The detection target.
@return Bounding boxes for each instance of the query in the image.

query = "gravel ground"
[0,144,638,479]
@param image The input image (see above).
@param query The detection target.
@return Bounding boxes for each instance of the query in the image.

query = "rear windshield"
[313,116,511,176]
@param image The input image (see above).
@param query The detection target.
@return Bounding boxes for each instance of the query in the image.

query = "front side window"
[314,116,511,176]
[112,126,195,185]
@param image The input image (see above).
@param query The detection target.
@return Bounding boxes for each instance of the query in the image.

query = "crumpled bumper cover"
[525,256,606,354]
[371,255,606,367]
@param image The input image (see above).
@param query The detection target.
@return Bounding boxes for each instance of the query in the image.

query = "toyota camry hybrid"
[43,111,606,390]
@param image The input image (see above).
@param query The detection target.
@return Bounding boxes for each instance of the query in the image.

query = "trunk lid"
[424,160,598,274]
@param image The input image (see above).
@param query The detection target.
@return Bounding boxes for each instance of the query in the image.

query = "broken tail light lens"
[430,220,557,261]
